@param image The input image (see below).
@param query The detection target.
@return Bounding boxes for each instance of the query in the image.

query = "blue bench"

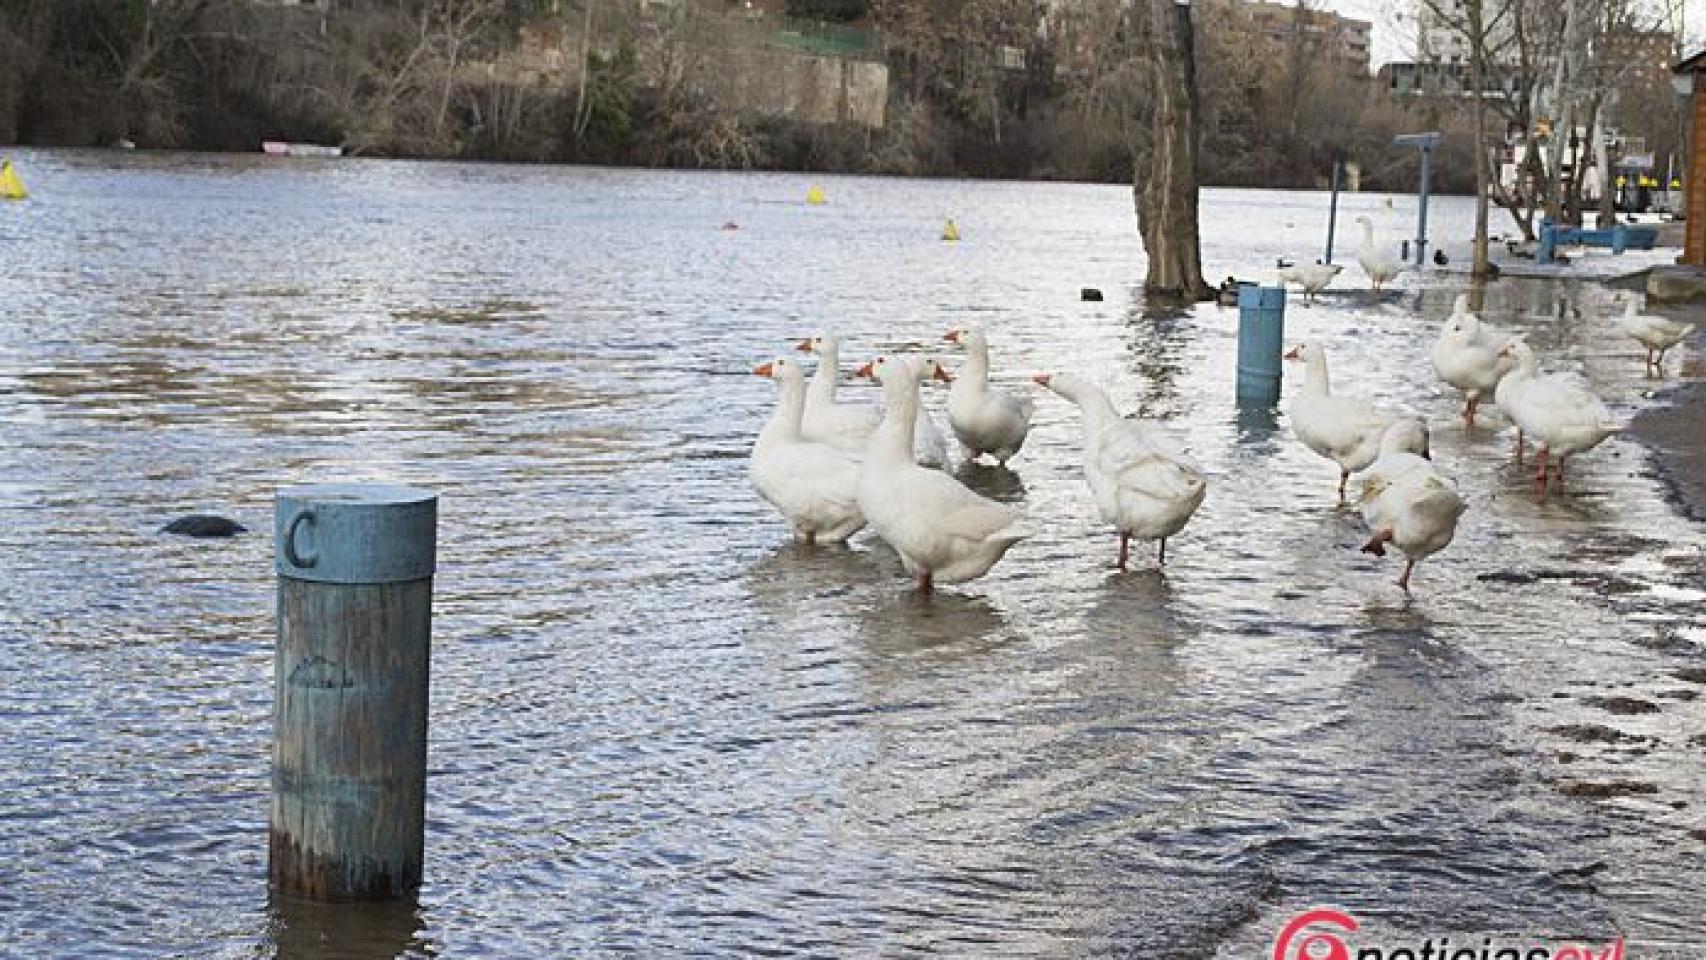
[1536,218,1659,264]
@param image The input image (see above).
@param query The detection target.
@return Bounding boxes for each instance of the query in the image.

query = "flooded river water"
[1,152,1704,958]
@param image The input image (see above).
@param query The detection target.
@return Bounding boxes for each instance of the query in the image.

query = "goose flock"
[1275,216,1398,304]
[749,289,1687,595]
[751,325,1201,593]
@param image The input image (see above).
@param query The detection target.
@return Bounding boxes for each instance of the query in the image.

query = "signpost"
[1394,132,1441,267]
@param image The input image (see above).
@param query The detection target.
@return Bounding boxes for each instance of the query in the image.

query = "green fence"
[768,17,875,57]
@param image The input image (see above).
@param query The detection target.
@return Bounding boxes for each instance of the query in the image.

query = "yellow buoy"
[941,218,960,242]
[0,159,26,201]
[806,185,826,205]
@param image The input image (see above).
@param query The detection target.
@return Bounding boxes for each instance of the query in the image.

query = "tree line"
[0,0,1680,203]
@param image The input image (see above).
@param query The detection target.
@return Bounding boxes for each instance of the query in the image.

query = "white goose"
[1358,420,1466,592]
[1496,339,1618,495]
[943,327,1034,466]
[749,357,865,544]
[1354,215,1403,292]
[1035,372,1207,569]
[1429,293,1514,426]
[1491,334,1530,463]
[908,356,954,469]
[1286,342,1409,497]
[1614,297,1695,372]
[1276,261,1343,305]
[855,354,1029,592]
[796,334,881,454]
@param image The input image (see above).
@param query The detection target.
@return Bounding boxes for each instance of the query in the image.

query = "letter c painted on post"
[284,507,318,569]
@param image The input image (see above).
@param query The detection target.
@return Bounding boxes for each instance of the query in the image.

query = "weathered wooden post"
[1236,283,1285,406]
[270,483,437,900]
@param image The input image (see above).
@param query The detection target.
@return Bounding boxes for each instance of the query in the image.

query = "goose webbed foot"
[1361,529,1392,558]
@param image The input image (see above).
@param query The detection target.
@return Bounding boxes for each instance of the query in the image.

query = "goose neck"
[962,339,990,385]
[1513,348,1537,378]
[1068,385,1120,432]
[1304,351,1330,395]
[808,344,839,402]
[872,377,920,462]
[760,378,807,446]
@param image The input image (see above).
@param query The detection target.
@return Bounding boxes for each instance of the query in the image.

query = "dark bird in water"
[161,515,247,538]
[1433,248,1449,266]
[1081,287,1104,301]
[1217,276,1243,305]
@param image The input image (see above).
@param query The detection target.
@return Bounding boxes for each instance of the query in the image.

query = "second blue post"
[1236,284,1286,406]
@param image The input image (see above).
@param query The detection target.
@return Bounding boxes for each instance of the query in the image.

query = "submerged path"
[0,154,1702,957]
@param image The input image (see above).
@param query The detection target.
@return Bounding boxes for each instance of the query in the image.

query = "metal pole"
[1416,146,1432,267]
[270,483,438,900]
[1325,159,1342,264]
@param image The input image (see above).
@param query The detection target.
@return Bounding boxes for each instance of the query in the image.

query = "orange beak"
[1283,346,1303,360]
[753,362,774,376]
[943,330,962,344]
[933,365,954,383]
[794,338,814,353]
[853,361,875,379]
[1032,373,1052,386]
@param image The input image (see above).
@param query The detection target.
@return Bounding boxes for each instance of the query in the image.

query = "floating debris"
[161,515,247,538]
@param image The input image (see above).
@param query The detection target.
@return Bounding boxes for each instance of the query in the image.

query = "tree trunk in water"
[1544,100,1572,224]
[573,0,596,143]
[1135,0,1212,301]
[1468,0,1491,279]
[1594,99,1615,229]
[1541,0,1575,224]
[436,42,460,143]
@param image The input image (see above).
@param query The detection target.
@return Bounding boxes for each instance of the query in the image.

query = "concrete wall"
[713,47,888,129]
[474,22,888,130]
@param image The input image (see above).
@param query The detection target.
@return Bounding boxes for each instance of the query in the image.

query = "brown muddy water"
[1,151,1704,958]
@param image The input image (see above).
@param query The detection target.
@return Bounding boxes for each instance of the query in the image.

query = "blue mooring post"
[1537,220,1557,265]
[1236,284,1286,405]
[1324,159,1342,264]
[271,483,438,900]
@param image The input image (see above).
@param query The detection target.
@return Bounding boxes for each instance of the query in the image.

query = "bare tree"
[1134,0,1211,300]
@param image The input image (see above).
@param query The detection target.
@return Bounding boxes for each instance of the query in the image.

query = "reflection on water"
[857,589,1012,655]
[951,461,1027,503]
[1,153,1704,957]
[1232,403,1284,448]
[268,893,433,960]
